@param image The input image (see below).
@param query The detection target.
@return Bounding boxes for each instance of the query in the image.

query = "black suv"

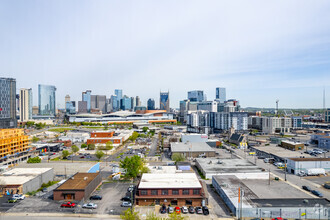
[121,196,131,201]
[202,206,209,215]
[160,204,167,214]
[90,195,102,200]
[302,185,311,192]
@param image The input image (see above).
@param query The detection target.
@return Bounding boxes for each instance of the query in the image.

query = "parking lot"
[0,195,22,212]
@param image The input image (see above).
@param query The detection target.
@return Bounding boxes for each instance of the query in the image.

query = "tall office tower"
[82,90,92,113]
[188,90,204,102]
[136,96,141,106]
[131,97,136,111]
[115,89,123,111]
[38,84,56,116]
[147,98,155,110]
[0,78,17,128]
[216,87,226,103]
[160,91,170,112]
[19,88,33,122]
[66,101,76,114]
[65,95,70,104]
[91,95,107,113]
[78,101,87,113]
[120,96,132,110]
[111,95,118,112]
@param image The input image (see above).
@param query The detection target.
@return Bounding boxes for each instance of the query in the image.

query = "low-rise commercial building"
[181,133,208,143]
[212,175,329,219]
[59,132,90,143]
[170,142,216,158]
[53,172,101,201]
[0,168,54,195]
[280,140,304,151]
[136,173,205,206]
[262,117,292,134]
[87,130,132,146]
[286,158,330,174]
[196,158,268,179]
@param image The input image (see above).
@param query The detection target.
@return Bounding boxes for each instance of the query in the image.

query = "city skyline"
[1,0,330,108]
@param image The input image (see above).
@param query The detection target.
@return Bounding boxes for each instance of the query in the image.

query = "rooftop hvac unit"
[84,177,88,180]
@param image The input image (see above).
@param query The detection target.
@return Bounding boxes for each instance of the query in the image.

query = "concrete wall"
[205,172,269,180]
[23,168,54,193]
[287,159,330,174]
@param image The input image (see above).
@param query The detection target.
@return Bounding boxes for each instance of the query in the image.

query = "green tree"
[95,150,105,161]
[98,141,113,165]
[81,143,87,149]
[171,153,185,163]
[62,150,69,159]
[87,144,96,150]
[120,208,140,220]
[142,127,149,133]
[26,121,35,127]
[120,155,149,179]
[27,157,41,163]
[71,145,79,162]
[32,136,39,143]
[167,212,186,220]
[128,132,139,142]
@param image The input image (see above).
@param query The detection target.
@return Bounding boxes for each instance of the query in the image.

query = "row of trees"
[121,208,186,220]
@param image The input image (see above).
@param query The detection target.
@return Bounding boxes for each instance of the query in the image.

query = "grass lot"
[48,128,74,132]
[81,126,104,129]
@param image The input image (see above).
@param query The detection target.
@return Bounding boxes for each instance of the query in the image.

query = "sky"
[1,0,330,109]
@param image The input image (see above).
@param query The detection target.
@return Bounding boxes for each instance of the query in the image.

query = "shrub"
[27,157,41,163]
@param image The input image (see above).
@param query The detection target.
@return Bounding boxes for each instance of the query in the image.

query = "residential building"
[111,95,118,112]
[38,84,56,116]
[262,117,292,134]
[114,89,122,100]
[248,116,263,130]
[19,88,33,122]
[188,90,204,102]
[65,101,76,114]
[0,78,17,128]
[78,101,87,113]
[223,99,240,112]
[210,112,248,131]
[136,96,141,107]
[91,95,106,113]
[130,97,136,111]
[325,108,330,123]
[197,101,217,112]
[186,110,210,134]
[292,116,302,128]
[0,129,32,164]
[53,172,101,201]
[82,90,92,113]
[0,168,54,195]
[215,87,226,103]
[136,173,204,206]
[147,98,155,110]
[160,91,170,112]
[120,96,132,111]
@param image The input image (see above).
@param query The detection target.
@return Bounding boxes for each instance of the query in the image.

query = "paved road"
[148,137,158,156]
[233,148,330,199]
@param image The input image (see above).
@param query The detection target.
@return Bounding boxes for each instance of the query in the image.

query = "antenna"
[276,99,279,117]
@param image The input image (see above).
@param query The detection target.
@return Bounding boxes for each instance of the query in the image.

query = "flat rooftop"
[171,142,215,153]
[281,140,304,145]
[147,165,177,174]
[0,168,53,185]
[253,145,312,159]
[288,157,330,162]
[196,158,264,173]
[139,173,202,189]
[55,172,99,190]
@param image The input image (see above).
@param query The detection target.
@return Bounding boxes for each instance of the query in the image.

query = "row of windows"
[140,189,200,196]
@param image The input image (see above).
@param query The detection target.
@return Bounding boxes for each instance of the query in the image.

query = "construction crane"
[276,99,279,117]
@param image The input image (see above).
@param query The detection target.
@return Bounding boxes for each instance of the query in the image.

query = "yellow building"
[0,129,31,165]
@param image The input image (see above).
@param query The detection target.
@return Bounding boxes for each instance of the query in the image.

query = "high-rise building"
[66,101,76,114]
[111,95,118,112]
[136,96,141,107]
[82,90,92,113]
[160,91,170,112]
[38,84,56,116]
[19,88,33,122]
[78,101,87,113]
[115,89,123,100]
[131,97,136,111]
[120,96,132,110]
[0,78,17,128]
[91,95,107,113]
[188,90,204,102]
[216,87,226,103]
[32,106,39,115]
[325,109,330,123]
[65,95,70,104]
[147,98,155,110]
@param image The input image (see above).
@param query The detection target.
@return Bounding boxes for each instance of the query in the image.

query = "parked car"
[272,218,284,220]
[12,194,25,200]
[302,185,312,191]
[160,204,167,214]
[188,206,195,213]
[90,195,102,200]
[195,206,203,214]
[127,185,134,192]
[80,156,85,158]
[181,206,188,214]
[168,206,174,213]
[175,207,181,214]
[82,203,97,209]
[61,202,76,208]
[312,190,323,197]
[202,206,209,215]
[121,201,132,207]
[42,187,48,192]
[121,196,131,201]
[8,198,17,203]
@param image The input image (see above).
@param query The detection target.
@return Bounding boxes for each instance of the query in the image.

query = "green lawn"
[48,128,74,132]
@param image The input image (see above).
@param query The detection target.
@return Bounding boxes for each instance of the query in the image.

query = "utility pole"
[284,159,287,181]
[268,166,271,185]
[276,99,279,117]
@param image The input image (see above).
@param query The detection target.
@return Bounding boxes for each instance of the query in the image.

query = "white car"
[12,194,25,200]
[121,201,132,207]
[181,206,188,214]
[82,203,97,209]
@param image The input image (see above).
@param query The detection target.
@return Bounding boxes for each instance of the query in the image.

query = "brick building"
[86,130,132,146]
[53,172,101,201]
[135,173,205,206]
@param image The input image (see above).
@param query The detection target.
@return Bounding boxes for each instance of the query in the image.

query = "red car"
[175,206,181,214]
[61,202,76,208]
[272,218,283,220]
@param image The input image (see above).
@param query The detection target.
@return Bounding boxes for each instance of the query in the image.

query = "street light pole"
[284,159,287,181]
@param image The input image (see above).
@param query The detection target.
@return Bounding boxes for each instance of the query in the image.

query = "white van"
[264,158,275,163]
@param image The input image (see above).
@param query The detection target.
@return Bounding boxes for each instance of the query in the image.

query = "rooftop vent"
[84,177,88,180]
[71,177,74,180]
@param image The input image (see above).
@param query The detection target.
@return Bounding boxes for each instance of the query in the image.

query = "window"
[161,190,168,195]
[171,200,178,205]
[141,190,148,195]
[172,190,179,195]
[186,200,192,205]
[193,189,200,195]
[151,190,158,195]
[182,189,189,195]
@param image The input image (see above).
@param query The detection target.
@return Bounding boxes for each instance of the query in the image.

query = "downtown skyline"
[1,0,330,108]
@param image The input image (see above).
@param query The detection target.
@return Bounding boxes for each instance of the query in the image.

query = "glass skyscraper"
[188,90,204,102]
[160,91,170,112]
[216,87,226,103]
[38,84,56,116]
[82,90,92,113]
[147,98,155,110]
[0,77,17,128]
